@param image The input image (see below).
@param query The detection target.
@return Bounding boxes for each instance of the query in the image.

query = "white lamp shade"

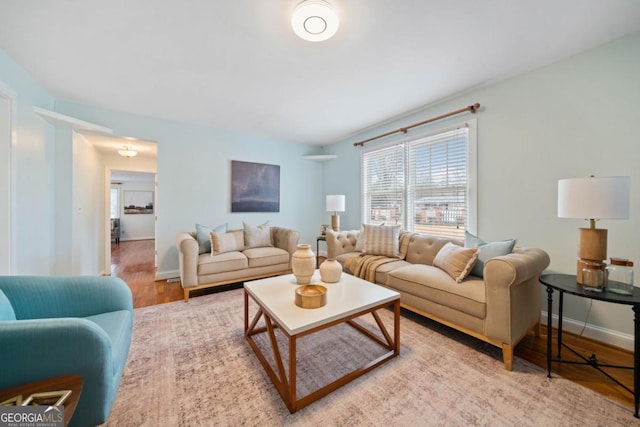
[326,195,345,212]
[558,176,630,220]
[291,0,339,42]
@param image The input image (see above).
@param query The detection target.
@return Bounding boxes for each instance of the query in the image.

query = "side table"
[0,375,83,426]
[316,235,326,267]
[540,273,640,418]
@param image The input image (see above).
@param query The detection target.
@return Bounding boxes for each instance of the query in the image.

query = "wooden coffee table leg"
[288,335,297,413]
[394,299,400,354]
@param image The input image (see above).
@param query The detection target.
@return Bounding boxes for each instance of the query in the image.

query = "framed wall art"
[123,191,154,214]
[231,160,280,212]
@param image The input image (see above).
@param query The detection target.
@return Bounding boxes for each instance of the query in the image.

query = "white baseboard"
[119,236,155,242]
[155,269,180,281]
[541,310,633,352]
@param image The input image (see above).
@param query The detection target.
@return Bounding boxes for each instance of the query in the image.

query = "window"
[362,120,476,238]
[110,187,120,219]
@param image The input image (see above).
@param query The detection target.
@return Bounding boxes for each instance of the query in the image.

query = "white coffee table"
[244,271,400,413]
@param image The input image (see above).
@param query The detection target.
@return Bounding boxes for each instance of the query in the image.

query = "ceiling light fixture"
[291,0,339,42]
[118,145,138,158]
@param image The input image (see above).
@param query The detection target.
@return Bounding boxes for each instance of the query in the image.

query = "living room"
[1,1,640,425]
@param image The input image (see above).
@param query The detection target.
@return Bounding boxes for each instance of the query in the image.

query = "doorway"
[109,170,157,278]
[0,82,16,274]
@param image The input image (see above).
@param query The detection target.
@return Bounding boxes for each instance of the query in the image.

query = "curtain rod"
[353,103,481,147]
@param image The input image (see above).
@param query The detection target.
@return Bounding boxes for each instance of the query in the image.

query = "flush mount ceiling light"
[118,145,138,158]
[291,0,339,42]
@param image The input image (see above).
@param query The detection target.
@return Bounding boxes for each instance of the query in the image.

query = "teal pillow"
[196,223,227,254]
[465,231,516,278]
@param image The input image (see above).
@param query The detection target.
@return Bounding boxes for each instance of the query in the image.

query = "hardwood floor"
[111,239,183,307]
[111,240,635,411]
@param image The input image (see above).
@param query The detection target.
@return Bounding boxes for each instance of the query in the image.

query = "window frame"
[110,186,120,219]
[361,118,477,237]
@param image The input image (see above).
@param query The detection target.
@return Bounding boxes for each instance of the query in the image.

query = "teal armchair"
[0,276,133,426]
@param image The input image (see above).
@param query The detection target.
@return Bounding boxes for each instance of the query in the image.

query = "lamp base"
[578,228,607,260]
[331,214,340,232]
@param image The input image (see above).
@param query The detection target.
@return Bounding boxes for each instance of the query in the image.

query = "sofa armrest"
[177,232,199,288]
[271,227,300,257]
[0,318,118,424]
[0,276,132,320]
[483,247,551,344]
[326,230,360,259]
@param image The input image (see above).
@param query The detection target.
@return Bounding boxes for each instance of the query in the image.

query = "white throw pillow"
[210,229,245,255]
[243,220,272,248]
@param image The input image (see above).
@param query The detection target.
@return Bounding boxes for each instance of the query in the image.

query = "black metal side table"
[316,236,326,267]
[540,273,640,417]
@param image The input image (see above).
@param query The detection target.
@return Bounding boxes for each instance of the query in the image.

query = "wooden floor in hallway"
[111,239,182,308]
[111,239,636,413]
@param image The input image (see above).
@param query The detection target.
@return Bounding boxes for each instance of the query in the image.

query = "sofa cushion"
[433,242,479,283]
[199,251,248,275]
[85,310,132,375]
[210,229,245,255]
[375,259,411,285]
[362,224,401,257]
[244,247,289,268]
[243,221,273,248]
[465,231,516,278]
[387,264,486,319]
[196,223,227,254]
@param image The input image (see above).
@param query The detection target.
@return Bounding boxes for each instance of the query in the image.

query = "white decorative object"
[319,259,342,283]
[291,244,316,284]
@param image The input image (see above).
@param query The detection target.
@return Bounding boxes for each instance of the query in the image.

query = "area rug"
[103,288,635,426]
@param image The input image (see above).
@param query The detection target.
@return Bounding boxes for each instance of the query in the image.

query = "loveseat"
[177,221,299,301]
[326,227,550,370]
[0,275,133,426]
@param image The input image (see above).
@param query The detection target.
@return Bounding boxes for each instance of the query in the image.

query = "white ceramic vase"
[291,244,316,284]
[319,258,342,283]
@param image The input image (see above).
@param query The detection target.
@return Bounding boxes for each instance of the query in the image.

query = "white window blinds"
[361,124,473,239]
[362,144,405,226]
[407,127,468,238]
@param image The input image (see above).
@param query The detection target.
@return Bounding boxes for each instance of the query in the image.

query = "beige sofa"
[176,226,299,301]
[326,229,550,370]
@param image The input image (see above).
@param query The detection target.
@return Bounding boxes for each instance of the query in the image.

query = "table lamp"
[326,195,345,232]
[558,176,630,284]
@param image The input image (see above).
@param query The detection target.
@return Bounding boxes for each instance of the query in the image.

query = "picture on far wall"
[231,160,280,212]
[123,191,154,214]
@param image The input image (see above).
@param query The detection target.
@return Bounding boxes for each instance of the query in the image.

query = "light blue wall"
[54,101,325,278]
[0,50,56,274]
[3,29,640,346]
[324,32,640,344]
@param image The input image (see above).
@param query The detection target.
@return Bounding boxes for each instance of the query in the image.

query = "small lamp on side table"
[326,195,345,232]
[558,176,630,285]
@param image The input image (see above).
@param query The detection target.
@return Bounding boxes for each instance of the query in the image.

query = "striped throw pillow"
[433,242,479,283]
[362,224,401,258]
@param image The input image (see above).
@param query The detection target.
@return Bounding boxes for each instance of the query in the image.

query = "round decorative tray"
[294,285,327,309]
